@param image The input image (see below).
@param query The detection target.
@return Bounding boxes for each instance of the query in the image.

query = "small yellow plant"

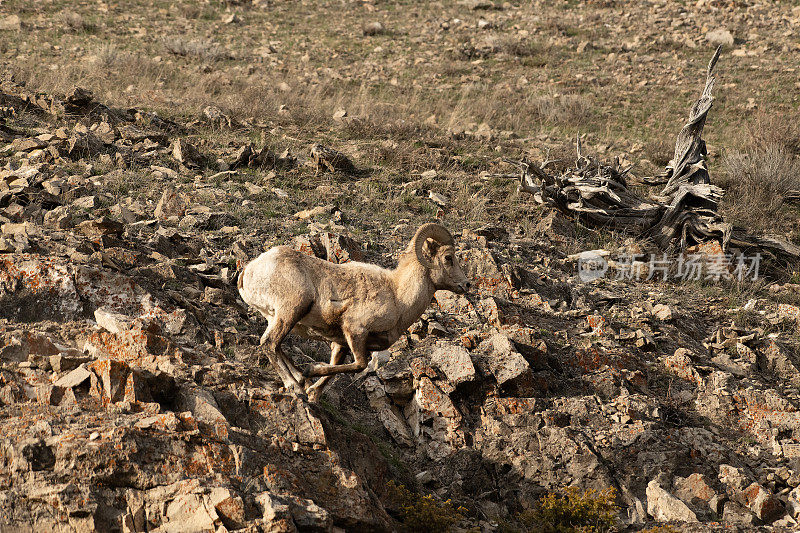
[387,480,467,533]
[520,486,617,533]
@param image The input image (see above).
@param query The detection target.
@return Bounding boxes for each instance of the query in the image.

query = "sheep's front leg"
[305,342,347,402]
[304,329,368,377]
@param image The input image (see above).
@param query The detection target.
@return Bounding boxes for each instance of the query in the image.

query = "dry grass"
[720,145,800,233]
[163,37,230,61]
[60,12,95,34]
[534,93,591,126]
[4,0,800,248]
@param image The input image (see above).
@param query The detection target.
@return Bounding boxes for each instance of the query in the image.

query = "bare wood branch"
[516,46,800,273]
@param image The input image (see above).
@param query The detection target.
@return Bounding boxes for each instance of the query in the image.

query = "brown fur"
[238,225,470,400]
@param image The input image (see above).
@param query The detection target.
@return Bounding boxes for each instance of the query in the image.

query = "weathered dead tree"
[519,46,800,271]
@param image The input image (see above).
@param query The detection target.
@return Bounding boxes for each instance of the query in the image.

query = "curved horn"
[413,223,454,269]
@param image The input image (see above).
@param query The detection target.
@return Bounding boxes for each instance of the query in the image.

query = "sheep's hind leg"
[304,330,368,377]
[260,318,306,394]
[305,342,348,402]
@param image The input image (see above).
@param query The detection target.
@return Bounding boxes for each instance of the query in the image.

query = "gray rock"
[209,487,245,530]
[706,29,734,47]
[646,479,698,522]
[177,386,229,439]
[255,492,330,532]
[741,482,783,522]
[154,187,189,220]
[719,464,749,493]
[430,342,476,387]
[171,138,205,167]
[363,376,414,447]
[476,333,534,394]
[722,501,757,526]
[363,22,385,36]
[787,486,800,518]
[163,493,217,533]
[54,365,92,388]
[94,306,134,334]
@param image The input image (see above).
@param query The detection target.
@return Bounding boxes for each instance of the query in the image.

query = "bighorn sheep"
[238,223,471,401]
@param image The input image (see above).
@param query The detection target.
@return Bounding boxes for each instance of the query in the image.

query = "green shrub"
[387,481,467,533]
[519,486,617,533]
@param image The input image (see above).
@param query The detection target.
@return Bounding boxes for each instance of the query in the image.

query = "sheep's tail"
[237,266,244,291]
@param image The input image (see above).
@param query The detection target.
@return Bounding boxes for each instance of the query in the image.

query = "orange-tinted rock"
[89,358,131,404]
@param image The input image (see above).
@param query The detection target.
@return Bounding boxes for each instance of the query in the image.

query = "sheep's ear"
[422,238,441,261]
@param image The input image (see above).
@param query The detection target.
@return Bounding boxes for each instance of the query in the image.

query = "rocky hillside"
[2,1,800,532]
[1,76,800,532]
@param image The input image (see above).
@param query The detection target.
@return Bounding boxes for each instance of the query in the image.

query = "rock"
[459,248,513,298]
[66,86,94,107]
[10,138,47,152]
[719,464,749,493]
[427,320,448,337]
[54,365,92,388]
[94,307,134,334]
[634,329,655,349]
[722,501,757,526]
[294,231,364,264]
[310,143,356,173]
[255,492,295,530]
[203,106,232,127]
[177,387,229,439]
[43,206,72,229]
[255,492,331,532]
[363,376,414,446]
[294,204,335,220]
[73,195,99,209]
[476,333,534,394]
[406,375,460,426]
[740,482,783,522]
[164,494,217,532]
[287,497,331,532]
[209,488,245,530]
[535,210,576,241]
[76,216,124,238]
[0,14,21,31]
[135,413,179,431]
[663,349,703,385]
[363,22,385,35]
[154,187,189,220]
[49,352,90,373]
[646,479,698,522]
[430,342,476,387]
[428,191,448,208]
[17,439,56,471]
[66,132,104,157]
[420,169,437,179]
[760,339,799,384]
[673,473,719,516]
[88,358,131,404]
[461,0,495,9]
[652,303,673,321]
[172,138,205,167]
[706,29,734,47]
[788,486,800,518]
